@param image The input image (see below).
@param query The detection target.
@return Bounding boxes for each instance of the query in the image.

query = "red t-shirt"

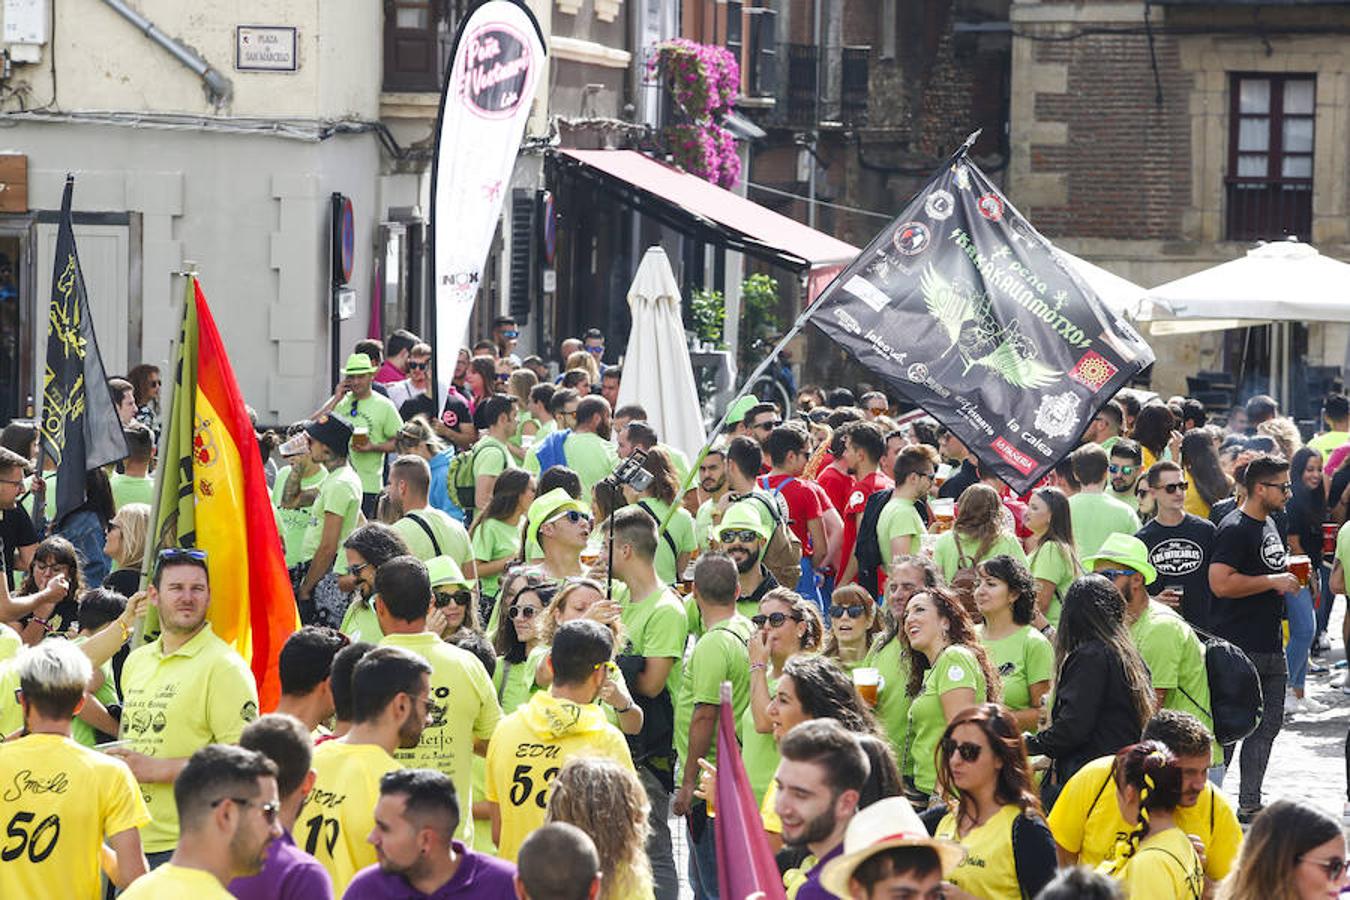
[840,471,895,575]
[816,463,855,516]
[759,473,824,555]
[374,360,406,384]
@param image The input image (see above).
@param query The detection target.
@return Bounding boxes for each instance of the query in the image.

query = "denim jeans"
[1286,588,1316,691]
[1222,651,1286,811]
[687,800,719,900]
[59,509,111,588]
[1316,563,1335,637]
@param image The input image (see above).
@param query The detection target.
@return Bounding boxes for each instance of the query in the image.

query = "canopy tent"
[1051,249,1148,319]
[615,246,707,460]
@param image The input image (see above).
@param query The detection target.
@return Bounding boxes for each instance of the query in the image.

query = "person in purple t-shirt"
[774,719,868,900]
[344,769,516,900]
[230,714,335,900]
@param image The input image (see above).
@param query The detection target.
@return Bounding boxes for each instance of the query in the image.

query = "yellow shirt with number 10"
[0,733,150,900]
[302,740,402,894]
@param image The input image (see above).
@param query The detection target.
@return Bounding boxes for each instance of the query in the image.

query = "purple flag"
[715,681,786,900]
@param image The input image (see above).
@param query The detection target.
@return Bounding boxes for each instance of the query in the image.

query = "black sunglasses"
[719,529,760,544]
[407,361,429,371]
[434,589,473,608]
[753,420,783,431]
[941,739,983,763]
[1160,481,1189,494]
[752,611,799,629]
[1262,481,1294,493]
[829,604,867,620]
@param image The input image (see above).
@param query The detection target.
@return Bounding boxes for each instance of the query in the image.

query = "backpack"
[532,428,572,473]
[949,534,989,620]
[1178,625,1263,746]
[855,488,894,599]
[733,486,806,590]
[447,441,508,523]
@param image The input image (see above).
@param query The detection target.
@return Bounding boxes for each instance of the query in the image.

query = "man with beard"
[772,719,869,899]
[347,769,516,898]
[110,550,259,868]
[338,524,411,643]
[1209,453,1299,822]
[304,645,432,893]
[375,556,502,851]
[121,745,281,898]
[525,395,618,497]
[693,445,729,551]
[297,415,365,628]
[1107,439,1144,511]
[386,455,473,568]
[717,501,778,619]
[1082,399,1125,453]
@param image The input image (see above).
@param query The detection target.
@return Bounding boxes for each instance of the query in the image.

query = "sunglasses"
[349,399,360,417]
[753,420,783,431]
[586,346,604,355]
[550,510,592,526]
[1262,481,1294,493]
[752,611,799,629]
[1159,481,1189,494]
[157,548,207,575]
[941,739,983,763]
[1300,855,1348,881]
[719,528,760,544]
[1108,464,1136,475]
[496,373,511,382]
[1098,568,1136,579]
[407,361,429,371]
[211,797,280,826]
[510,605,541,620]
[434,589,472,608]
[829,603,867,620]
[502,330,519,339]
[349,560,371,577]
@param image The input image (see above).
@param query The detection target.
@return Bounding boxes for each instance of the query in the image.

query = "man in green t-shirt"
[854,444,936,582]
[672,553,753,898]
[1068,443,1140,558]
[1082,399,1125,453]
[1086,533,1218,762]
[1107,439,1143,511]
[693,445,729,551]
[387,455,472,570]
[110,423,155,511]
[471,395,516,518]
[561,396,620,497]
[1308,393,1350,458]
[333,353,403,518]
[297,415,365,629]
[609,506,688,900]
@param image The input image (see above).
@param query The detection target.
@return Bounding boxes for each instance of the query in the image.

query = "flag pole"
[659,133,982,531]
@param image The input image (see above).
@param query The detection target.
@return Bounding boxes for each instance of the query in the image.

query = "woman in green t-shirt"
[1024,486,1081,628]
[745,588,824,802]
[490,575,554,714]
[903,586,1002,802]
[822,583,885,670]
[974,556,1054,732]
[624,448,696,586]
[506,369,541,461]
[864,556,940,758]
[933,483,1028,588]
[469,468,535,602]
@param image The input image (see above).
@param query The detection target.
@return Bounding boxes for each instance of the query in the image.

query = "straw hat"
[818,797,965,898]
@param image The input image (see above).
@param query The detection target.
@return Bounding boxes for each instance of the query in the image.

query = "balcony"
[777,43,870,128]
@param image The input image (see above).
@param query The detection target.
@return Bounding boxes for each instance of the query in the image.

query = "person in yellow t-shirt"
[107,550,259,862]
[486,619,635,861]
[0,641,150,900]
[1095,741,1205,900]
[303,645,432,893]
[374,555,503,847]
[121,744,283,899]
[1047,711,1243,888]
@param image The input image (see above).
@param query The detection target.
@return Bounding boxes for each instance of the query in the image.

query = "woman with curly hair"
[902,585,1001,803]
[1025,575,1157,788]
[974,555,1053,732]
[1257,416,1303,463]
[865,556,939,759]
[822,583,886,669]
[1218,799,1347,900]
[546,756,654,900]
[934,704,1058,900]
[746,587,824,801]
[1100,741,1204,899]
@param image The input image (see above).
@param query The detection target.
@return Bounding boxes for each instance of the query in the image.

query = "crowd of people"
[0,319,1349,900]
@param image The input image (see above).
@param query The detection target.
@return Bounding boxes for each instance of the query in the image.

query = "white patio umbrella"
[615,246,706,461]
[1052,248,1147,319]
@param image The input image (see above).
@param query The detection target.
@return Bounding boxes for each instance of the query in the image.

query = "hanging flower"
[649,40,742,188]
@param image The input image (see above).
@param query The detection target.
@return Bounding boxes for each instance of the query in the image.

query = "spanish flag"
[145,275,296,710]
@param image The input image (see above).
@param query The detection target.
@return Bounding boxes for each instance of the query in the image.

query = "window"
[1226,74,1315,241]
[382,0,471,93]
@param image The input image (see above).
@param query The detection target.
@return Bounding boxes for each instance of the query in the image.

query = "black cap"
[305,414,353,454]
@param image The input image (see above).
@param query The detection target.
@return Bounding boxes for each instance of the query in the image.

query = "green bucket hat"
[1082,533,1157,585]
[725,396,759,426]
[525,488,592,551]
[716,501,771,549]
[343,352,378,376]
[426,555,472,591]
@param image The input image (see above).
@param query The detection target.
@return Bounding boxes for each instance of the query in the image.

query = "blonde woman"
[546,756,655,900]
[103,502,150,597]
[507,368,540,461]
[566,349,601,384]
[393,415,458,519]
[1258,416,1304,463]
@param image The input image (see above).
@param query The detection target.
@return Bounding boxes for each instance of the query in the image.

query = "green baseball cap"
[526,488,592,551]
[725,396,759,425]
[426,555,472,591]
[343,353,378,375]
[1082,533,1157,585]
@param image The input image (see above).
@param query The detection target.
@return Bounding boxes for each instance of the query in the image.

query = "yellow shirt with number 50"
[0,733,150,900]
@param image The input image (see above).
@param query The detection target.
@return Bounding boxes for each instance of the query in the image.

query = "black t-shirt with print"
[1210,509,1288,654]
[1136,513,1217,631]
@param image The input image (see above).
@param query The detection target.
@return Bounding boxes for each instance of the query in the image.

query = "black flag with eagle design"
[807,149,1154,493]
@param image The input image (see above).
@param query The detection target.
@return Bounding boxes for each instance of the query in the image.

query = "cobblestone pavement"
[1223,603,1348,822]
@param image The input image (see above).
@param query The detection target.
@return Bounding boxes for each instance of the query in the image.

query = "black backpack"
[854,488,894,599]
[1178,625,1263,746]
